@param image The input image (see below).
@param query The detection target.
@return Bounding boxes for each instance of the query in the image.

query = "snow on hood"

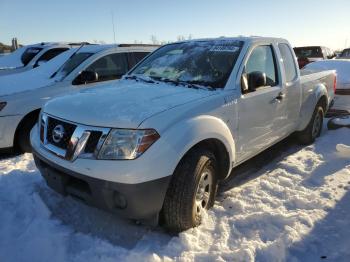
[44,79,215,128]
[305,60,350,88]
[0,49,76,97]
[0,46,26,69]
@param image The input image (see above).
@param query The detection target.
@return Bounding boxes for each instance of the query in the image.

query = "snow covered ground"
[0,122,350,261]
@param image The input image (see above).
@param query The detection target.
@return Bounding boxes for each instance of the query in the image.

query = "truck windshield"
[340,49,350,58]
[294,47,322,58]
[54,52,93,80]
[130,40,243,89]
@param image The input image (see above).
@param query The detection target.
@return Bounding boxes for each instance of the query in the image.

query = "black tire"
[162,148,218,233]
[17,117,37,153]
[297,105,324,145]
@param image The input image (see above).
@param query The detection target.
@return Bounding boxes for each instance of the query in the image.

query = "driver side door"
[236,45,286,162]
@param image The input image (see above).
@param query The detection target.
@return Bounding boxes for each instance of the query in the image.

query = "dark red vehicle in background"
[337,48,350,59]
[294,46,335,69]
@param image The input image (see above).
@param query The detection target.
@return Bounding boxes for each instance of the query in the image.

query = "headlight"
[0,102,7,111]
[98,129,160,160]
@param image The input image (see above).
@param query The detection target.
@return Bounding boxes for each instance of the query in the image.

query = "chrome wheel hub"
[195,170,213,215]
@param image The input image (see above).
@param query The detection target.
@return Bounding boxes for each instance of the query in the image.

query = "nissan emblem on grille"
[52,124,65,143]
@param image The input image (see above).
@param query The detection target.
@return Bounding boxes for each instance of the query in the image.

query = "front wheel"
[17,116,38,153]
[162,148,218,233]
[297,105,324,145]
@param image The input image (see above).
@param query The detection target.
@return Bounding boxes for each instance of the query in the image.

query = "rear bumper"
[0,115,22,148]
[33,147,171,221]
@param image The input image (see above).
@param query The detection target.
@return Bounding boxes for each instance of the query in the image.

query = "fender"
[296,83,328,131]
[159,115,236,179]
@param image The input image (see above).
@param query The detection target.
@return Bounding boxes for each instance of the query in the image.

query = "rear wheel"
[297,105,324,145]
[162,148,218,233]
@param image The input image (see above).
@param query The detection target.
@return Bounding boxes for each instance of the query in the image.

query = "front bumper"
[30,124,178,184]
[33,147,171,221]
[0,114,22,148]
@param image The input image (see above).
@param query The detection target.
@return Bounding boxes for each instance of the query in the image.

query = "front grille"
[84,131,103,153]
[47,117,76,149]
[40,113,110,161]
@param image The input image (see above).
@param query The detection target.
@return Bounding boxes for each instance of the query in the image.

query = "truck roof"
[23,42,86,49]
[74,43,160,54]
[171,36,288,45]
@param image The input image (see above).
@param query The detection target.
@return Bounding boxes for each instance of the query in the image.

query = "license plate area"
[42,168,69,195]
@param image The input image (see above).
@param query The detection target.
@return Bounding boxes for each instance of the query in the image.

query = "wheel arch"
[162,115,236,181]
[13,108,41,150]
[181,138,231,181]
[296,83,329,132]
[318,95,328,112]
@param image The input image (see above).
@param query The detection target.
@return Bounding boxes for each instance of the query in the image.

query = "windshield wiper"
[124,74,155,84]
[149,76,188,86]
[149,76,215,90]
[183,80,217,90]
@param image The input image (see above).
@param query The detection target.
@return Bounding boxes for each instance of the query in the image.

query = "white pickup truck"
[31,37,336,232]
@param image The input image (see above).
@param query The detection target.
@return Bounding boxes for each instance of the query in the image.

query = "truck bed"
[300,69,336,107]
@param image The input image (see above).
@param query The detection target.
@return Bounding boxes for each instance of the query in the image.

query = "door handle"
[275,92,285,101]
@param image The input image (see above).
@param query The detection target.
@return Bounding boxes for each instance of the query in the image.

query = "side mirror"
[33,60,47,68]
[247,71,266,92]
[73,71,98,85]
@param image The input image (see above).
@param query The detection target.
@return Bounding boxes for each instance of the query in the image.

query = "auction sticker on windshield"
[210,45,240,52]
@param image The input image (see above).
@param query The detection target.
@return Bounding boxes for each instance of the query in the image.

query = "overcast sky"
[1,0,349,50]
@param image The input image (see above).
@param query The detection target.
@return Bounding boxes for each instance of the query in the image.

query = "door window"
[245,45,277,88]
[128,52,149,68]
[278,43,298,82]
[86,53,128,82]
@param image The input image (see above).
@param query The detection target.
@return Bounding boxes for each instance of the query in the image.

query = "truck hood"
[44,79,215,128]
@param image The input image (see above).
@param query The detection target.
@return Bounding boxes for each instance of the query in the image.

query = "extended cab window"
[245,45,277,88]
[278,43,298,82]
[86,53,128,82]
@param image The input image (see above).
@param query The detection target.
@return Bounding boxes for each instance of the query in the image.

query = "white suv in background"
[0,42,83,76]
[0,44,157,152]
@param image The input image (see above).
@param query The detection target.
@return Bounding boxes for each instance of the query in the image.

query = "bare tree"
[177,35,186,41]
[92,40,106,44]
[150,35,159,45]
